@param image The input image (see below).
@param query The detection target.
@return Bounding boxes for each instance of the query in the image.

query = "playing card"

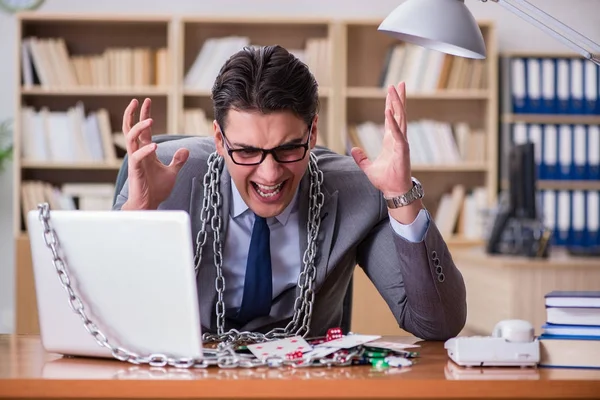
[364,340,420,351]
[247,336,312,359]
[301,346,338,360]
[316,334,381,349]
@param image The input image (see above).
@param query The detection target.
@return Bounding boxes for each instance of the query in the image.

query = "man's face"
[214,110,318,218]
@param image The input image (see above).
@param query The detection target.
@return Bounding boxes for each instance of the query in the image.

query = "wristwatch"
[383,177,424,208]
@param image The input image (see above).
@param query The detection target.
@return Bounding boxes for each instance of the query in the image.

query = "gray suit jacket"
[114,137,467,340]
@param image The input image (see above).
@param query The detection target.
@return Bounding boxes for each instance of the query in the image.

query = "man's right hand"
[120,98,190,210]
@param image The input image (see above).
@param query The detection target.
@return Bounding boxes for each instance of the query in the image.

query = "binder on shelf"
[570,58,585,115]
[571,190,585,247]
[589,126,600,181]
[584,61,598,115]
[558,124,573,180]
[555,190,571,247]
[541,189,557,246]
[587,191,599,248]
[541,58,557,114]
[526,58,542,114]
[542,124,558,180]
[556,58,570,114]
[510,57,527,113]
[528,124,542,179]
[572,124,587,181]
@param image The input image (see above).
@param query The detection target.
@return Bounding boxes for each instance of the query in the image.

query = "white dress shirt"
[222,178,430,308]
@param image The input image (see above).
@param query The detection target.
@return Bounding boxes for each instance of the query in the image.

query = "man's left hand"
[351,82,424,224]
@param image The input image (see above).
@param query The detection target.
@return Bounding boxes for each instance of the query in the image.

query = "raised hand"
[350,82,423,223]
[351,82,413,197]
[120,98,189,210]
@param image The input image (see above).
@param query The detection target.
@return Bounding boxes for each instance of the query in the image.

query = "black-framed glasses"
[220,122,313,166]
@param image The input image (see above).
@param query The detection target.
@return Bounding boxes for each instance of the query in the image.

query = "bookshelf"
[12,13,499,335]
[500,52,600,250]
[179,16,335,146]
[13,14,177,334]
[339,19,499,248]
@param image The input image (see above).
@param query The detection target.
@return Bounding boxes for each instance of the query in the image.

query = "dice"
[285,350,304,360]
[326,327,343,342]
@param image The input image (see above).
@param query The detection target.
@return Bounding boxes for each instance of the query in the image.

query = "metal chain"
[198,151,324,344]
[36,151,330,368]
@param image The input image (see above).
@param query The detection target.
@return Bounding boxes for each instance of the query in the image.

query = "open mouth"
[252,181,285,198]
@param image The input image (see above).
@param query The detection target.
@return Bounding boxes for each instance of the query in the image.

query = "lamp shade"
[378,0,487,59]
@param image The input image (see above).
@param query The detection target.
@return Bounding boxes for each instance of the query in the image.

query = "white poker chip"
[385,356,413,367]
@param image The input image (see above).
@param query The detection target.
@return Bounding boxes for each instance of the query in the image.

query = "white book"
[184,38,217,89]
[21,40,34,87]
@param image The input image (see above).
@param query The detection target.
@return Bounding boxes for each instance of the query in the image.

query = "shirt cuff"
[389,208,431,243]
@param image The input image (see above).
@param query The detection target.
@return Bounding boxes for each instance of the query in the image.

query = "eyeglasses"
[220,123,313,166]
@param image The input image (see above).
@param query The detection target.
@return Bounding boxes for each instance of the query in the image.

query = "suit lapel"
[195,159,231,332]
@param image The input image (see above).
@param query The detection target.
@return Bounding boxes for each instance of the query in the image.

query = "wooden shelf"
[446,237,485,247]
[345,87,490,99]
[21,161,124,170]
[537,180,600,191]
[183,87,332,98]
[21,86,170,96]
[412,163,488,172]
[502,113,600,125]
[16,12,171,23]
[501,179,600,191]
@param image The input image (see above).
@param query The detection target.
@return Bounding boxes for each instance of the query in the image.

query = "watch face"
[0,0,44,12]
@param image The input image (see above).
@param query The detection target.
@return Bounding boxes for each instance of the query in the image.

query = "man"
[114,45,466,341]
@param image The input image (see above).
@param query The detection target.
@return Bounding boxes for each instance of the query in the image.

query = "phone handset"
[492,319,535,342]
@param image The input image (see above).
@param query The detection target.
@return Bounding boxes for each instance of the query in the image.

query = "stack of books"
[539,291,600,369]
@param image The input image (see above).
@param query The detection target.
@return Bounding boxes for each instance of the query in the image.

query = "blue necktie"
[235,215,272,324]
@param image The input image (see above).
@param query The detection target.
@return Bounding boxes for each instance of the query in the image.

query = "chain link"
[198,152,324,344]
[35,151,332,368]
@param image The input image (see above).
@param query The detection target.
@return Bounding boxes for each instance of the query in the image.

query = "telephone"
[444,320,540,367]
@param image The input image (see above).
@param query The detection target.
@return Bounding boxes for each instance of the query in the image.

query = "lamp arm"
[488,0,600,66]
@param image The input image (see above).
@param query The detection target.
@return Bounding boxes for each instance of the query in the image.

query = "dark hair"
[211,45,319,130]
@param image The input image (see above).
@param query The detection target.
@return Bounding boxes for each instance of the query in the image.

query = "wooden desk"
[1,335,599,399]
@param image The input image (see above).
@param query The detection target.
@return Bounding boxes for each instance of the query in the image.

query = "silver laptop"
[27,209,203,360]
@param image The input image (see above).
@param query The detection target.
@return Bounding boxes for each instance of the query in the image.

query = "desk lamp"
[378,0,600,66]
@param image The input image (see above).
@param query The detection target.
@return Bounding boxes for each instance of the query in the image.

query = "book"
[546,307,600,326]
[542,323,600,337]
[545,291,600,308]
[539,335,600,369]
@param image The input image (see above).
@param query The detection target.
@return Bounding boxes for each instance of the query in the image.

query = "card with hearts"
[246,336,312,359]
[316,334,381,349]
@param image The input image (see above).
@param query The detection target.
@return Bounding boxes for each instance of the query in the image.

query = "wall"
[0,0,599,333]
